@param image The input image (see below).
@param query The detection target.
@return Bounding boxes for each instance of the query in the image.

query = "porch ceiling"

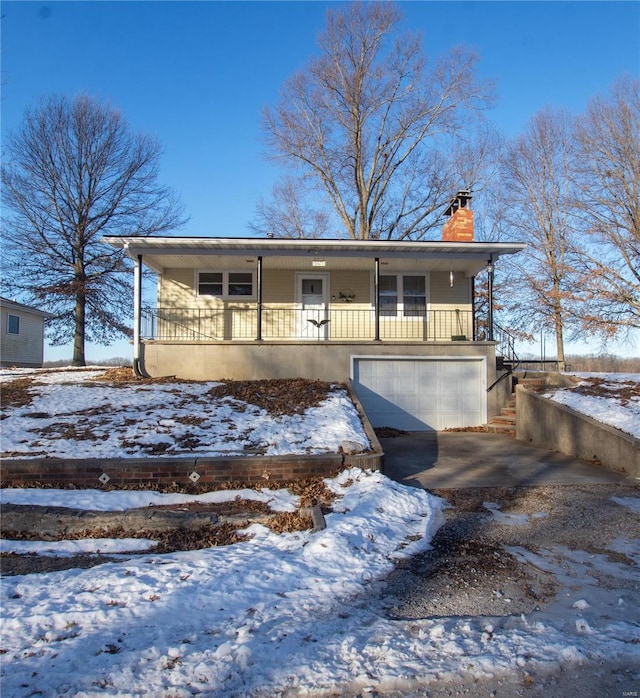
[104,236,527,276]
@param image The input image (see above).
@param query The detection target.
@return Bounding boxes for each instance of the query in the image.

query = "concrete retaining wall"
[516,385,640,477]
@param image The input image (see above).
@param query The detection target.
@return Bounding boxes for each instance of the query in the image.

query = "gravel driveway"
[377,481,640,697]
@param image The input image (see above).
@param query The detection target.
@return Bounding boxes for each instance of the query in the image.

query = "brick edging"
[1,386,384,488]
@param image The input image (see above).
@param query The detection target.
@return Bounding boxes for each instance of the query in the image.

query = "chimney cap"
[444,190,472,217]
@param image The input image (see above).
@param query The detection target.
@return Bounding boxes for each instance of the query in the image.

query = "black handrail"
[487,323,520,392]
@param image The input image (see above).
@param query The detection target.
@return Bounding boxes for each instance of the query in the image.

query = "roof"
[103,236,527,276]
[0,297,53,319]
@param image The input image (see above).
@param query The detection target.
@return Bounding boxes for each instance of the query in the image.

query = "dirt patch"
[206,378,342,416]
[569,376,640,406]
[382,482,640,619]
[0,377,37,411]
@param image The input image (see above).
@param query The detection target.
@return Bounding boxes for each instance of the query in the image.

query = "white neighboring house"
[0,298,52,368]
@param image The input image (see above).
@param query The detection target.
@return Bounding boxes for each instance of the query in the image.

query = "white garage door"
[352,357,486,431]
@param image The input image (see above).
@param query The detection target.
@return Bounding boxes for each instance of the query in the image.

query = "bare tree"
[2,94,186,365]
[496,108,581,371]
[261,2,494,240]
[573,76,640,337]
[250,177,336,239]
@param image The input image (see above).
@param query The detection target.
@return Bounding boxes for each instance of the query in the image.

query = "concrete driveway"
[380,432,631,489]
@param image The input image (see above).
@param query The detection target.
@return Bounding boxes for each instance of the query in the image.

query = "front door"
[296,273,329,339]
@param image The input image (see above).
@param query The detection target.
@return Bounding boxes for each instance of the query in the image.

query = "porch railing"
[141,306,475,342]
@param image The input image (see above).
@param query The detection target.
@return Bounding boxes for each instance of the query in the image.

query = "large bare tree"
[2,94,186,365]
[573,76,640,337]
[260,2,494,240]
[496,108,581,370]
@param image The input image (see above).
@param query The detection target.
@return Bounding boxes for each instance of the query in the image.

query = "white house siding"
[158,268,199,305]
[0,305,47,367]
[429,272,473,340]
[153,268,473,342]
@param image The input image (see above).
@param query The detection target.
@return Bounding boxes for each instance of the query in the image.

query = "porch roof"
[104,236,527,276]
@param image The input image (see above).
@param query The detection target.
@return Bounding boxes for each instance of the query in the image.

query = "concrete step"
[484,423,516,436]
[492,414,517,425]
[518,378,547,392]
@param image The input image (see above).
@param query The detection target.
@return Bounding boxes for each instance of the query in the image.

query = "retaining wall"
[516,385,640,477]
[0,382,383,488]
[0,451,383,489]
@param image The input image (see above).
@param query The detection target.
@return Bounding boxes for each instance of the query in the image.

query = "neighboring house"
[0,298,52,368]
[105,193,526,431]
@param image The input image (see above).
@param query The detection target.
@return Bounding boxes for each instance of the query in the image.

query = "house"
[0,298,52,368]
[105,193,526,431]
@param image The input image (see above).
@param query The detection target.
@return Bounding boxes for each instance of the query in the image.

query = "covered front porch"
[103,236,526,361]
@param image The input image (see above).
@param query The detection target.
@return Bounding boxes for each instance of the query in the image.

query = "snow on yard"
[545,372,640,439]
[0,368,369,458]
[1,368,639,696]
[1,470,639,697]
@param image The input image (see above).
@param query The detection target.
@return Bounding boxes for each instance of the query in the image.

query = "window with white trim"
[7,314,20,335]
[379,274,427,317]
[197,271,254,298]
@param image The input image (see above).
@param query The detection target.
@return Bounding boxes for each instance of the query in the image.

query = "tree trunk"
[72,289,86,366]
[553,290,566,372]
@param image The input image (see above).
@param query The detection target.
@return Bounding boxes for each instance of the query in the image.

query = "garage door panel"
[353,357,485,431]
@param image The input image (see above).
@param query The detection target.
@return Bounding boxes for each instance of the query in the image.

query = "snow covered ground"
[545,372,640,439]
[0,368,369,458]
[1,369,639,696]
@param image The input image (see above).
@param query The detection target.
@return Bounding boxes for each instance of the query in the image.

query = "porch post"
[133,254,142,372]
[256,255,263,341]
[374,257,380,341]
[471,275,476,341]
[487,258,494,342]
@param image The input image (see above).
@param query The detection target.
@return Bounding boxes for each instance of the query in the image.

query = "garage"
[351,356,486,431]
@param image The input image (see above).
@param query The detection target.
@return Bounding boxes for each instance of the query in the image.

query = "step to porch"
[484,398,517,436]
[482,376,548,437]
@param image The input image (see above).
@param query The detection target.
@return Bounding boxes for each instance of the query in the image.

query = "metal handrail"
[140,306,475,343]
[487,322,520,392]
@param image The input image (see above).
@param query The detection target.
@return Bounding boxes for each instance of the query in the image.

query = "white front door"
[296,273,329,339]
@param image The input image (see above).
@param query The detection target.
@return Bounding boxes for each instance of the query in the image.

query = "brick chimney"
[442,190,474,242]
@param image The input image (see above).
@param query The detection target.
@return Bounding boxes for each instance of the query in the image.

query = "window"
[379,275,427,317]
[197,271,254,298]
[7,314,20,335]
[228,272,253,297]
[379,276,398,317]
[402,275,426,317]
[198,272,223,296]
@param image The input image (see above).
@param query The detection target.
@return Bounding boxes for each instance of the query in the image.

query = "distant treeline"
[43,358,131,368]
[517,354,639,373]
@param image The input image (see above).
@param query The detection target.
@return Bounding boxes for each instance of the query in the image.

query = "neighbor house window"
[379,275,427,317]
[7,314,20,335]
[197,271,254,298]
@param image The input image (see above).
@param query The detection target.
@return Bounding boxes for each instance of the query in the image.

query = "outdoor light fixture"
[450,269,455,287]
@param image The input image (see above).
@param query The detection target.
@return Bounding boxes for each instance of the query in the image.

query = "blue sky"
[2,1,638,361]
